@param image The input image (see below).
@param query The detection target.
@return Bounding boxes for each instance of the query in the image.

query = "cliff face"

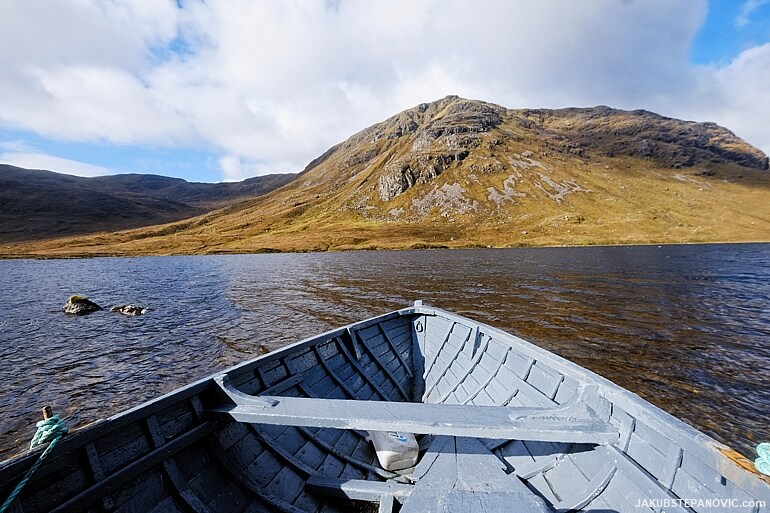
[268,95,768,227]
[3,96,769,257]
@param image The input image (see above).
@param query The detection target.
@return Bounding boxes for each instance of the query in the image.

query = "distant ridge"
[0,165,295,242]
[3,96,769,257]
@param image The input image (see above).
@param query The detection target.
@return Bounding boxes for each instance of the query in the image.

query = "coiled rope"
[0,414,68,513]
[756,442,770,476]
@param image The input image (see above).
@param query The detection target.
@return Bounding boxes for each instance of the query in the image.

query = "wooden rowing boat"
[1,302,768,512]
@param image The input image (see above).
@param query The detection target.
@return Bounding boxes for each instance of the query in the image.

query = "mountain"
[3,96,769,257]
[0,165,295,242]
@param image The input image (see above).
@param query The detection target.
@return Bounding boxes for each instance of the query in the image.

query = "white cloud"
[218,154,297,182]
[0,0,768,181]
[706,43,770,153]
[736,0,770,26]
[0,152,116,177]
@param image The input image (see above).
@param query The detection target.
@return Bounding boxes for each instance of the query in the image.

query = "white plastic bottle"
[366,431,419,471]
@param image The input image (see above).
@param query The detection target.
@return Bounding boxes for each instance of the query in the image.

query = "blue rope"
[0,416,68,513]
[756,442,770,476]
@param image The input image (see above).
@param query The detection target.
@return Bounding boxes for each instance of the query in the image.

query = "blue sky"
[1,0,769,183]
[692,0,770,65]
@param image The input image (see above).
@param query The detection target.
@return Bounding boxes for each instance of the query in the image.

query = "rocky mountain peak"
[285,96,769,229]
[6,96,770,257]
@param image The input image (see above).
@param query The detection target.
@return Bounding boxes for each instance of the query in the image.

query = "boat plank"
[148,495,186,513]
[305,374,336,397]
[147,415,216,513]
[526,473,559,505]
[299,365,329,391]
[262,374,304,396]
[580,495,618,513]
[305,475,412,501]
[293,439,328,474]
[296,427,395,481]
[554,376,579,405]
[479,374,517,406]
[659,444,684,489]
[348,436,375,475]
[421,315,456,364]
[227,433,268,470]
[496,365,556,408]
[208,442,312,513]
[461,348,511,405]
[677,450,752,501]
[211,394,618,443]
[156,400,195,427]
[187,462,233,505]
[433,336,490,404]
[22,467,91,513]
[308,350,362,400]
[246,449,285,489]
[285,350,318,376]
[368,325,412,382]
[566,444,613,481]
[173,444,213,482]
[632,418,674,458]
[352,331,409,401]
[258,361,291,392]
[207,480,250,513]
[334,338,389,400]
[0,450,73,496]
[272,428,309,460]
[83,442,115,512]
[499,349,534,378]
[266,466,306,505]
[600,473,658,513]
[317,449,347,480]
[553,464,616,512]
[91,420,145,458]
[247,426,314,477]
[540,450,590,495]
[289,491,323,513]
[380,324,412,367]
[423,322,460,380]
[601,446,693,512]
[526,363,564,401]
[112,472,167,513]
[626,431,666,479]
[323,352,351,377]
[497,439,536,469]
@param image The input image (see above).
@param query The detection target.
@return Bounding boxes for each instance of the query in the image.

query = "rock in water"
[62,295,102,315]
[110,304,148,316]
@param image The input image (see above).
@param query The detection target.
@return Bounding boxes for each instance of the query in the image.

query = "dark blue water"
[1,244,769,460]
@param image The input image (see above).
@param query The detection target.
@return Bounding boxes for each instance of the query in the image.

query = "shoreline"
[1,238,769,261]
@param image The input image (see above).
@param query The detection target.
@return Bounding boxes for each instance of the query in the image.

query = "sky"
[1,0,769,183]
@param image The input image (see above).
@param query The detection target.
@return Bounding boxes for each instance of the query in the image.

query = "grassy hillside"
[0,165,295,242]
[2,96,769,258]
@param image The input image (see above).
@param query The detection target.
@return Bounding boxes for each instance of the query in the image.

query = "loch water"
[0,243,768,460]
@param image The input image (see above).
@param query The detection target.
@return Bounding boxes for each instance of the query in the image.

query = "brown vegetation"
[2,96,769,258]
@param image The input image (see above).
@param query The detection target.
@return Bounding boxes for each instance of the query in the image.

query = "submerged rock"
[110,305,148,316]
[62,295,102,315]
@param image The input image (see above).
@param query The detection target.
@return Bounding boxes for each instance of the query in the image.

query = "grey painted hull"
[1,303,768,512]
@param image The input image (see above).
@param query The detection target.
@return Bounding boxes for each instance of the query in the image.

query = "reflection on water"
[0,244,768,460]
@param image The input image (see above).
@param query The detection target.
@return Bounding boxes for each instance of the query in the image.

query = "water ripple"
[1,245,769,459]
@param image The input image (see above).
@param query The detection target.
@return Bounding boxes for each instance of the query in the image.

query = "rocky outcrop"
[110,305,148,316]
[378,155,458,201]
[521,107,769,170]
[62,296,102,315]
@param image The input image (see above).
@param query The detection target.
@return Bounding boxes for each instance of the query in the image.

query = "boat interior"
[1,303,768,513]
